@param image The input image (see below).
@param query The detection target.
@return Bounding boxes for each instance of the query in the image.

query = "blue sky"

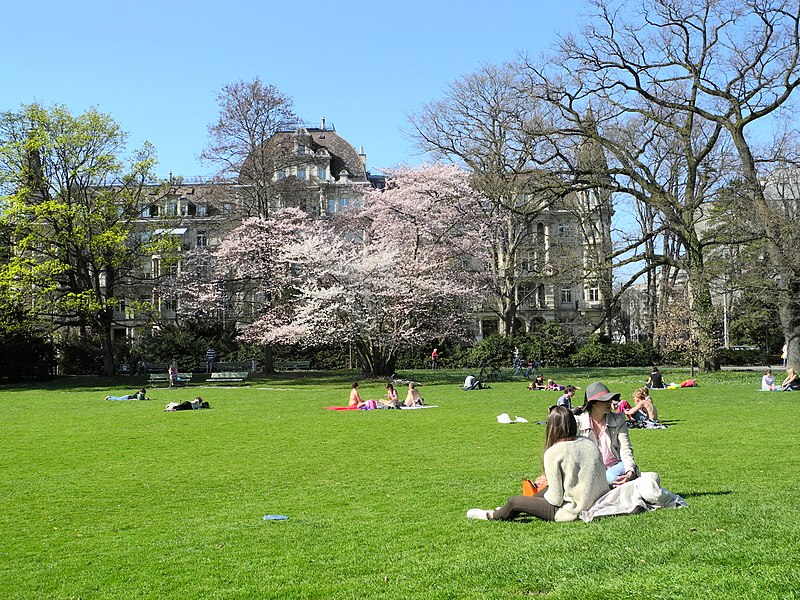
[3,0,588,180]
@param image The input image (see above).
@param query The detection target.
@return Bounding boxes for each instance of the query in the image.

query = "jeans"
[605,461,627,486]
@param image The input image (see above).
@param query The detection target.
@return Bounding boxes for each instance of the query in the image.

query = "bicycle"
[478,362,502,382]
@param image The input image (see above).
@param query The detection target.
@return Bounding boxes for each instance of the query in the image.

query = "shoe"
[466,508,491,520]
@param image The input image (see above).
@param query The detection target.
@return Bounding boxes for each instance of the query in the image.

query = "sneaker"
[466,508,491,520]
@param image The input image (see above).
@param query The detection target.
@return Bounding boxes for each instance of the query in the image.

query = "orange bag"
[522,479,541,496]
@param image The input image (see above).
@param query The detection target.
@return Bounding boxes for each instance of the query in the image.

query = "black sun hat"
[583,381,620,404]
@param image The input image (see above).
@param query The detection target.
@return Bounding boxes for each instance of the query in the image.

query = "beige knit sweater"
[543,436,610,522]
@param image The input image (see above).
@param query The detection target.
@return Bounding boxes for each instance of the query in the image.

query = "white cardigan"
[543,437,610,522]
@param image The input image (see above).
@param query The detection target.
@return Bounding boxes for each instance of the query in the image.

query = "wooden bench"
[208,371,249,384]
[274,360,311,371]
[212,361,255,373]
[148,372,193,387]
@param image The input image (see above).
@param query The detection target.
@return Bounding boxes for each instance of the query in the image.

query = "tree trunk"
[262,344,274,373]
[355,340,397,377]
[778,275,800,369]
[98,311,116,378]
[686,250,720,372]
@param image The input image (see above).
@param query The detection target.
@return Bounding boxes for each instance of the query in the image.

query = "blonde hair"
[633,387,649,403]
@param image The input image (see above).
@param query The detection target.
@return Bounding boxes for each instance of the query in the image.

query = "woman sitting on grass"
[380,383,401,408]
[405,382,424,406]
[762,369,778,391]
[467,406,608,522]
[575,382,639,487]
[617,387,658,423]
[527,374,547,390]
[781,367,800,391]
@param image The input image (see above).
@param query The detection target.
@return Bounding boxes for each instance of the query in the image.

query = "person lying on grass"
[164,397,210,411]
[106,388,148,401]
[467,406,608,522]
[575,382,639,487]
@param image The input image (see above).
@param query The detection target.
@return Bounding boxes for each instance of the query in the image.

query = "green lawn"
[2,368,798,599]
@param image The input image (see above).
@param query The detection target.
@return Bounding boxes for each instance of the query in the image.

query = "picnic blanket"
[579,474,687,523]
[326,405,439,411]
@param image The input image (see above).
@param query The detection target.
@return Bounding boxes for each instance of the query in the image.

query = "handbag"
[522,478,543,496]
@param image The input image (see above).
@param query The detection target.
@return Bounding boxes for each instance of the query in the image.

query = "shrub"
[568,335,659,367]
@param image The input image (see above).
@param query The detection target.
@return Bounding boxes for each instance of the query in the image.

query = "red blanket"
[325,406,358,411]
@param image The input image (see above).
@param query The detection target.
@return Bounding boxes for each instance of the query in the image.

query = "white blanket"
[400,405,439,409]
[579,474,687,522]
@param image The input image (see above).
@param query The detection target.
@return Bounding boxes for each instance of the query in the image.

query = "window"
[196,204,207,217]
[339,197,349,209]
[537,222,545,244]
[588,286,600,302]
[277,169,286,180]
[327,197,336,214]
[297,144,306,155]
[560,286,572,304]
[151,258,161,277]
[558,223,570,238]
[297,167,306,180]
[196,232,208,248]
[222,202,232,214]
[166,201,178,216]
[317,166,326,180]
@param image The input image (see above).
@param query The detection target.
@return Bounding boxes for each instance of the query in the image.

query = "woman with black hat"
[575,381,639,487]
[466,406,608,522]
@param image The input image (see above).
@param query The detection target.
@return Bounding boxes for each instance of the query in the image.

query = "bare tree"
[201,77,298,218]
[408,63,593,335]
[581,0,800,365]
[520,0,800,369]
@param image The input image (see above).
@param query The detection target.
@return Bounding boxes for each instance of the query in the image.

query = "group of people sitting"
[553,385,663,428]
[348,382,424,409]
[527,374,568,391]
[762,367,800,391]
[468,381,677,523]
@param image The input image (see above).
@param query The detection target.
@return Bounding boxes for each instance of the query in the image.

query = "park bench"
[211,360,255,373]
[208,371,249,384]
[274,360,311,371]
[148,372,193,387]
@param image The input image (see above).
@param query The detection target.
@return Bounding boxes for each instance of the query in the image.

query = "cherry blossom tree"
[199,164,487,376]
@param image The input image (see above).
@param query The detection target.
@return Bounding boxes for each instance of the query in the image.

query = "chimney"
[358,146,367,167]
[321,116,326,130]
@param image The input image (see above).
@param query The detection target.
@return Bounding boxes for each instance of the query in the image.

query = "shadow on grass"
[675,490,733,498]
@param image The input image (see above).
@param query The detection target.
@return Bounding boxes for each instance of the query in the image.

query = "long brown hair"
[544,405,577,450]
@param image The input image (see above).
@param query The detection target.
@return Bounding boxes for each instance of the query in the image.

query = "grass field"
[2,367,799,599]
